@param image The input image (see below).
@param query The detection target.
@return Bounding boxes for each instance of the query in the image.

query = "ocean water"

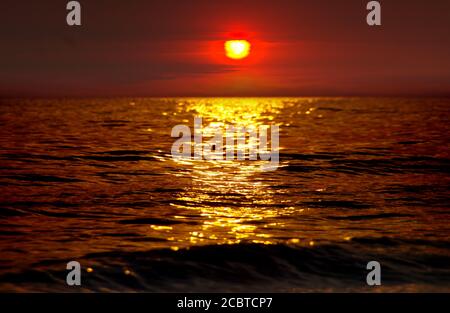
[0,97,449,292]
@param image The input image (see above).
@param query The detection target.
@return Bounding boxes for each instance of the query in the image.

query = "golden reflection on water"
[179,98,286,126]
[167,98,292,247]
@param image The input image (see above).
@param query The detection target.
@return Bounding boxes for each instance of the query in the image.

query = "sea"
[0,97,449,292]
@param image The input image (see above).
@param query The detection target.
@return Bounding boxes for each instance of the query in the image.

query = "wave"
[1,240,449,292]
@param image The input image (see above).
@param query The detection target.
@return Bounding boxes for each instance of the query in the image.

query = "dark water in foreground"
[0,97,449,292]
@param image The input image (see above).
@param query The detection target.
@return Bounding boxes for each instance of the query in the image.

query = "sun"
[224,40,251,60]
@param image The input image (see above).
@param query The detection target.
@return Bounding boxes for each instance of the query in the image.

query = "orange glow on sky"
[2,1,449,97]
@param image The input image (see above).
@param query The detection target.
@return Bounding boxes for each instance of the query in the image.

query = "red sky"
[1,0,450,97]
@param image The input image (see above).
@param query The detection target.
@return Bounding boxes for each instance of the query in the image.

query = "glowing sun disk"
[225,40,251,60]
